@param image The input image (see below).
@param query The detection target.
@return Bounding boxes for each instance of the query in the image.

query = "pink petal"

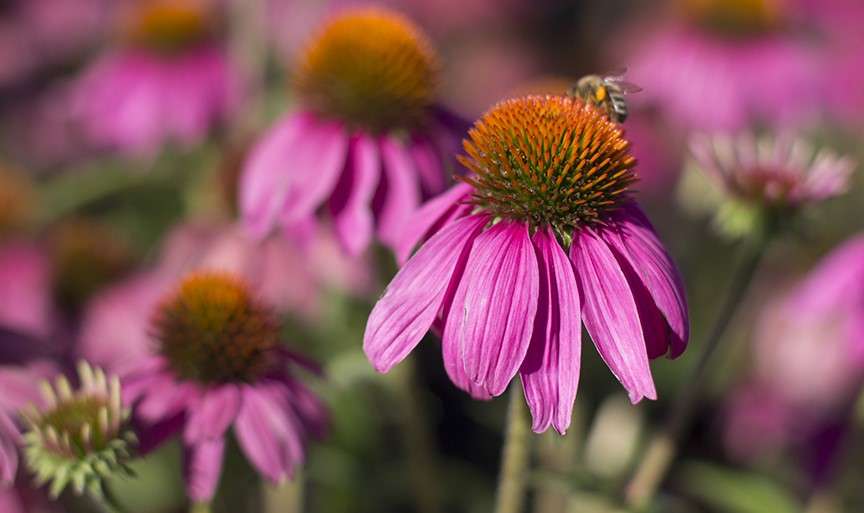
[571,228,656,403]
[280,118,349,225]
[184,385,241,443]
[376,136,421,248]
[364,214,488,373]
[240,112,311,238]
[408,135,446,195]
[185,438,225,502]
[328,134,381,256]
[0,411,20,485]
[235,385,304,483]
[443,221,539,397]
[137,377,199,422]
[520,228,582,434]
[606,204,689,358]
[395,183,473,265]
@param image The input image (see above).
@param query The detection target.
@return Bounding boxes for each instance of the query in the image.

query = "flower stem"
[263,475,304,513]
[625,239,768,510]
[493,384,532,513]
[190,502,213,513]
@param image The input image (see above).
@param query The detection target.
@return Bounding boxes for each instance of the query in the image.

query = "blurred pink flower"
[724,234,864,464]
[690,133,854,207]
[626,23,823,130]
[364,96,689,434]
[241,8,465,255]
[0,243,55,340]
[78,221,372,375]
[123,272,326,502]
[71,47,242,157]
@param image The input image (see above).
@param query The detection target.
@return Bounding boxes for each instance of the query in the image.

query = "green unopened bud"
[22,361,137,500]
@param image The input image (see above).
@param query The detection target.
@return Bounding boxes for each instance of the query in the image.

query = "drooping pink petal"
[185,438,225,502]
[571,228,656,403]
[364,214,488,373]
[328,134,381,256]
[0,411,20,485]
[395,183,473,264]
[520,228,581,434]
[605,204,689,357]
[408,135,446,195]
[137,375,199,422]
[376,136,421,248]
[280,118,349,225]
[443,221,539,397]
[184,385,241,443]
[234,385,303,482]
[240,112,311,238]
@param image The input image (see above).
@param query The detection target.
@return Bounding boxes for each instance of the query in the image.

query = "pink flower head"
[0,243,54,340]
[625,0,824,130]
[724,234,864,464]
[71,0,242,157]
[364,95,689,434]
[124,272,327,502]
[240,8,466,255]
[690,133,855,208]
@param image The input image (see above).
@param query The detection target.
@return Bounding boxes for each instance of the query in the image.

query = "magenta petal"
[185,438,225,502]
[364,214,488,373]
[408,136,446,195]
[240,112,310,238]
[235,385,303,483]
[607,204,689,357]
[395,183,473,264]
[280,118,349,225]
[184,385,241,443]
[329,134,381,256]
[443,221,539,397]
[571,228,656,403]
[0,411,20,485]
[376,136,421,248]
[138,377,198,422]
[520,228,581,434]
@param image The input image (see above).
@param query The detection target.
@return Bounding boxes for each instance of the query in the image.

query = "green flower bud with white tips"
[21,361,137,502]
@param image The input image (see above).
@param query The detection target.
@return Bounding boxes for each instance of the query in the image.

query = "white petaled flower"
[22,361,136,499]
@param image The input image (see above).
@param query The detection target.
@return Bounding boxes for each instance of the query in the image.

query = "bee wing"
[612,80,643,94]
[604,66,629,80]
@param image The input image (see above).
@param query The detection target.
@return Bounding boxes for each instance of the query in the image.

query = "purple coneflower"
[365,95,689,434]
[624,0,823,130]
[71,0,242,156]
[241,8,465,255]
[688,133,854,231]
[124,272,327,502]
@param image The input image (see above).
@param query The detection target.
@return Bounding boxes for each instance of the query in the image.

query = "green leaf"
[677,461,800,513]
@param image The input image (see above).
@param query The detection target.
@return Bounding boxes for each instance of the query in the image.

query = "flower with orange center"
[124,271,326,503]
[241,7,466,255]
[366,95,689,434]
[123,0,214,53]
[71,0,241,156]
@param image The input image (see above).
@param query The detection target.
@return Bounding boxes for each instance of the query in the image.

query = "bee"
[569,69,642,123]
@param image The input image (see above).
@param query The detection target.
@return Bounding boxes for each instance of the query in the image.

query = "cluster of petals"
[365,184,689,433]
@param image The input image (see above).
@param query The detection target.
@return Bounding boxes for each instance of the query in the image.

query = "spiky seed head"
[123,0,213,52]
[459,95,637,239]
[152,271,280,384]
[294,8,440,132]
[22,361,136,499]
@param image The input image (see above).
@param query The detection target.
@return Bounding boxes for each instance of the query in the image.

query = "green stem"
[98,483,126,513]
[263,475,304,513]
[391,358,443,513]
[190,501,213,513]
[493,384,532,513]
[624,239,768,510]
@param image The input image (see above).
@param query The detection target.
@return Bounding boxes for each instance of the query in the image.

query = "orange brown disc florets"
[294,8,440,132]
[459,95,637,233]
[680,0,782,34]
[123,0,214,52]
[153,272,279,384]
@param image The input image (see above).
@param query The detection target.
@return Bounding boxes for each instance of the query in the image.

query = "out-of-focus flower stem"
[190,502,212,513]
[493,384,532,513]
[532,404,581,513]
[390,358,443,513]
[264,474,304,513]
[625,236,770,510]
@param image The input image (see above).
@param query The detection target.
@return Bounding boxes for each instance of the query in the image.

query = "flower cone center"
[294,8,440,132]
[459,95,637,234]
[681,0,782,34]
[39,396,111,455]
[153,272,279,384]
[124,0,213,52]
